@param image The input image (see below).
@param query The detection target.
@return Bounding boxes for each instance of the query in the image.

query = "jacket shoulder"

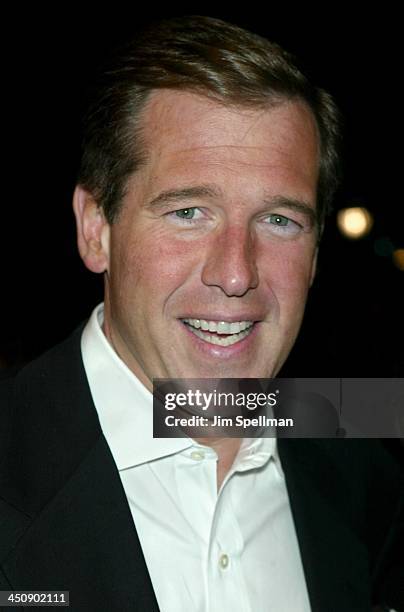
[0,321,102,515]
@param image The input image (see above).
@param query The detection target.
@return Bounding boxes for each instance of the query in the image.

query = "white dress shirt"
[81,303,311,612]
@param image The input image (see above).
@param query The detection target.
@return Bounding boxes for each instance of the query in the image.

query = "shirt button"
[190,451,205,461]
[219,554,229,569]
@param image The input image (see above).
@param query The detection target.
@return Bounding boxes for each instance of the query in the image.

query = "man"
[0,16,403,612]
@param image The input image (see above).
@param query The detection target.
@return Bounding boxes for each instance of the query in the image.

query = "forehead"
[140,89,319,173]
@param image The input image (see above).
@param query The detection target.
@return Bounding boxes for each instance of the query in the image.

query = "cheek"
[110,231,200,303]
[260,244,314,310]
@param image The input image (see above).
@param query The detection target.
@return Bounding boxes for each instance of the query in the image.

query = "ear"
[309,248,318,287]
[72,185,110,273]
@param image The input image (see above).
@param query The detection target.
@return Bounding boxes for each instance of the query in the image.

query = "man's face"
[102,91,319,389]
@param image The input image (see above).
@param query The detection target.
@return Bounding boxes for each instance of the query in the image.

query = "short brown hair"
[78,15,341,230]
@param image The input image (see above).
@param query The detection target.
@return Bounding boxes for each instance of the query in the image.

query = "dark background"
[1,8,403,376]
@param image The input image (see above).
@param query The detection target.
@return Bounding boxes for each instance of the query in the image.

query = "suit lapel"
[278,439,372,611]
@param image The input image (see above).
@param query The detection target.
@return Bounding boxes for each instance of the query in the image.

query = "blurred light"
[374,236,394,257]
[392,249,404,271]
[337,207,373,239]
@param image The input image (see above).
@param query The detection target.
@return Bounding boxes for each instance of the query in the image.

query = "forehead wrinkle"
[170,144,278,152]
[158,146,318,187]
[161,144,301,171]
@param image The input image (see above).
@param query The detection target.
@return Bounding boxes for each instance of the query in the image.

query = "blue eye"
[169,207,205,225]
[263,213,302,237]
[175,208,196,219]
[269,214,289,227]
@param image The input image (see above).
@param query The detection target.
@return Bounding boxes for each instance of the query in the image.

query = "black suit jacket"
[0,325,403,611]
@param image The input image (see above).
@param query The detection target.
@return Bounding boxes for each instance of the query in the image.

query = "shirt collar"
[81,303,192,470]
[236,435,283,476]
[81,303,281,475]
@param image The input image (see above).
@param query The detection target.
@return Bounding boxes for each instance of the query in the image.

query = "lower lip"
[180,320,260,358]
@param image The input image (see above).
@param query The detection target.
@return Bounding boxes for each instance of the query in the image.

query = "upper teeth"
[182,319,254,334]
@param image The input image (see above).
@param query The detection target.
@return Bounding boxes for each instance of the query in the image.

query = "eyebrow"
[146,185,317,227]
[146,185,223,209]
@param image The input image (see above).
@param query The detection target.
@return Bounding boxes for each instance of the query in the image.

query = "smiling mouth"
[181,318,255,347]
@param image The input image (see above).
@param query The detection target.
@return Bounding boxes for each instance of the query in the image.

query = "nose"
[201,224,259,297]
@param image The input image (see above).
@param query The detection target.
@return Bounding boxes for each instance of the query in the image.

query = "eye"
[270,215,289,226]
[175,208,198,220]
[263,213,303,236]
[166,207,205,225]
